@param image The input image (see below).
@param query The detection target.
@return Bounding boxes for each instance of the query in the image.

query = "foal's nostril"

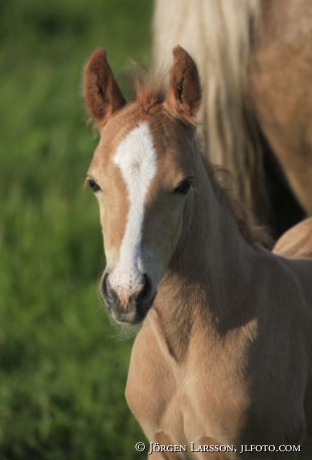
[101,272,109,297]
[137,273,152,302]
[101,270,153,311]
[100,271,116,304]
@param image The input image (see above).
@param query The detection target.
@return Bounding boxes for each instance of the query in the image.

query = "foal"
[84,47,312,459]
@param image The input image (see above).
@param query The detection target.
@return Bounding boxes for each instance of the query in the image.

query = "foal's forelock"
[108,121,158,298]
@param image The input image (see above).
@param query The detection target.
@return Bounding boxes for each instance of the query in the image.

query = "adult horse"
[153,0,312,237]
[83,46,312,459]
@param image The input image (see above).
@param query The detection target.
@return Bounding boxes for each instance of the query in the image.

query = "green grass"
[0,1,152,458]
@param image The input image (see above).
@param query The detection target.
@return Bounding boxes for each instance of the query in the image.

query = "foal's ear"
[165,46,201,125]
[84,48,126,126]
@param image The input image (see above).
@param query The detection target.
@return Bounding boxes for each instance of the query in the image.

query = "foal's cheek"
[99,198,126,260]
[99,207,107,248]
[99,209,116,265]
[156,211,184,270]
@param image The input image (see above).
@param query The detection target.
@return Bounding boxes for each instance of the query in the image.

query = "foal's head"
[84,47,201,324]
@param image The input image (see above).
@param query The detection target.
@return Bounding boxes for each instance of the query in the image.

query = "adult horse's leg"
[250,0,312,216]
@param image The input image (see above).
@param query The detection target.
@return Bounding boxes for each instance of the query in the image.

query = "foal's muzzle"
[100,271,155,324]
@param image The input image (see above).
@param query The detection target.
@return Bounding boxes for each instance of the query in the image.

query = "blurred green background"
[0,0,153,458]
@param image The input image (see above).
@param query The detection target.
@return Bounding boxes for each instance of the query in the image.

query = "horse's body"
[274,219,312,260]
[83,47,312,459]
[126,215,312,459]
[153,0,312,237]
[126,176,312,459]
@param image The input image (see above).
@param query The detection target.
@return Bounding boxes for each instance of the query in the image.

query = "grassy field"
[0,1,152,458]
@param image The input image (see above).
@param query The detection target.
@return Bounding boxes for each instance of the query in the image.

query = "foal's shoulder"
[273,218,312,260]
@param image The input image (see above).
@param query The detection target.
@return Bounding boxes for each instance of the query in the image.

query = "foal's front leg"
[147,432,187,460]
[148,449,185,460]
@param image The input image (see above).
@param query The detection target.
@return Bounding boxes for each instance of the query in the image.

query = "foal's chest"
[125,319,249,458]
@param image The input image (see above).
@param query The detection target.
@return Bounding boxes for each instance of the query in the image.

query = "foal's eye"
[173,177,194,195]
[86,178,101,193]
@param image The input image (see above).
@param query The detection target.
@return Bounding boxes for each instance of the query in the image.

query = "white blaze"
[110,122,157,296]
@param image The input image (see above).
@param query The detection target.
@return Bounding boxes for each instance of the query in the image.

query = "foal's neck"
[151,149,257,361]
